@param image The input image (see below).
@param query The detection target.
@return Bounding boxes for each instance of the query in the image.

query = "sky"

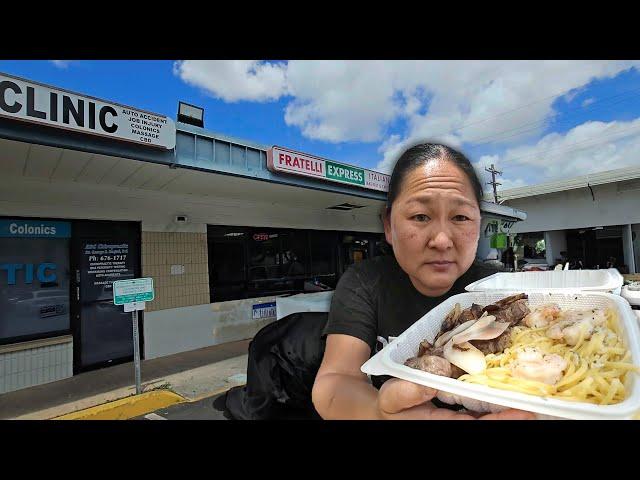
[2,60,640,196]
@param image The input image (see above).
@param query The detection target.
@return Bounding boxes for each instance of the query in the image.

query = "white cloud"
[563,86,586,103]
[283,60,401,142]
[486,118,640,190]
[375,61,639,171]
[173,60,640,177]
[498,178,528,190]
[582,97,595,107]
[173,60,288,102]
[51,60,71,69]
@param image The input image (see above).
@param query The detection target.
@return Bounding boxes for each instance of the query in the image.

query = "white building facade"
[501,167,640,273]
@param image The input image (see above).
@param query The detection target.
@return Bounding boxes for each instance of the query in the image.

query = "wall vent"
[327,203,365,211]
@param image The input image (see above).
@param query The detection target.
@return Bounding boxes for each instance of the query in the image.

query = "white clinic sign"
[0,72,176,149]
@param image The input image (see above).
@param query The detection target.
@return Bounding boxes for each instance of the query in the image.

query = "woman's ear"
[383,209,393,246]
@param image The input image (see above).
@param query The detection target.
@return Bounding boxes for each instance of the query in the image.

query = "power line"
[493,127,640,192]
[504,121,640,166]
[467,88,640,147]
[423,60,605,138]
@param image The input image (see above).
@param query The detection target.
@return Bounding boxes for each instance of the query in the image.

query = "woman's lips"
[425,261,455,271]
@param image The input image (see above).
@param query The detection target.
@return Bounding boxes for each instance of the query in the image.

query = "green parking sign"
[113,278,154,305]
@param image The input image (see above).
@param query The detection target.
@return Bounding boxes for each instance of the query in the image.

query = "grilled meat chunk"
[471,327,513,354]
[404,355,453,377]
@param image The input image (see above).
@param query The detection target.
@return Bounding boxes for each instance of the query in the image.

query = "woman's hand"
[314,335,536,420]
[377,378,536,420]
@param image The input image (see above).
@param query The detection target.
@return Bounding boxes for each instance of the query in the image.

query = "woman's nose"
[427,229,454,250]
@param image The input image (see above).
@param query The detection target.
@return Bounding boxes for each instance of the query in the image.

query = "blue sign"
[252,301,277,320]
[0,263,57,285]
[0,220,71,238]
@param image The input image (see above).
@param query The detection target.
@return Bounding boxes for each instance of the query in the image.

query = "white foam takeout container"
[361,291,640,420]
[465,269,624,295]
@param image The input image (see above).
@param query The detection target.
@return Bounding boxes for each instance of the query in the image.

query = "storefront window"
[280,230,310,278]
[208,226,248,302]
[249,230,281,281]
[208,225,384,302]
[515,232,547,260]
[310,230,337,276]
[0,220,71,342]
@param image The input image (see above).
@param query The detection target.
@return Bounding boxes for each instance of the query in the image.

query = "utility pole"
[485,163,502,203]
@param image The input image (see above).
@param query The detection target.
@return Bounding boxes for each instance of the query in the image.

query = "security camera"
[175,215,188,223]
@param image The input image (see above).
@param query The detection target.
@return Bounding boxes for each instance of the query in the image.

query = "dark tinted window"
[207,225,385,301]
[207,227,248,302]
[0,237,71,342]
[248,230,280,280]
[280,230,310,278]
[310,230,336,276]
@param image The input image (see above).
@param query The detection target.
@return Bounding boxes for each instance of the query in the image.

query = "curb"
[53,390,186,420]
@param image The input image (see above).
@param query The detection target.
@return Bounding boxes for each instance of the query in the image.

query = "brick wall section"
[142,232,210,312]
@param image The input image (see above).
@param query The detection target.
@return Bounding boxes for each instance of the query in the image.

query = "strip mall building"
[0,72,526,394]
[501,169,640,274]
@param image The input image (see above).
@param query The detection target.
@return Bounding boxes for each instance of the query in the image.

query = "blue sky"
[2,60,640,195]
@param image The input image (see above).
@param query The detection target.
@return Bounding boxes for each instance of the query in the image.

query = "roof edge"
[498,165,640,201]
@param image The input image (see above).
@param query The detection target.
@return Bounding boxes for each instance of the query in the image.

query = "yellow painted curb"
[53,390,186,420]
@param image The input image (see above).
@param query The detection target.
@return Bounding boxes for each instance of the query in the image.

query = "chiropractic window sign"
[81,241,136,302]
[0,72,176,149]
[267,146,390,192]
[0,220,71,341]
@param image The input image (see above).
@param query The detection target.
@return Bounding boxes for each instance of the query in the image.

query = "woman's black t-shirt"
[324,254,500,354]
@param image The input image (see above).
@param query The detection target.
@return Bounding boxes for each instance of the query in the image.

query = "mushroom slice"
[448,316,510,345]
[434,319,477,348]
[444,341,487,374]
[442,316,511,374]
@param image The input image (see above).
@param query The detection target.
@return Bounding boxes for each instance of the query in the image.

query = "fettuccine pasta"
[458,308,639,405]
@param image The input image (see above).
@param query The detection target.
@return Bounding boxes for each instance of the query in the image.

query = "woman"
[312,143,535,420]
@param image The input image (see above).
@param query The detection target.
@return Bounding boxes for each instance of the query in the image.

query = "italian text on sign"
[267,146,390,192]
[113,278,155,305]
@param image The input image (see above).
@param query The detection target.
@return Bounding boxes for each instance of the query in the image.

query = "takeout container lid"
[465,269,623,295]
[361,291,640,420]
[621,285,640,306]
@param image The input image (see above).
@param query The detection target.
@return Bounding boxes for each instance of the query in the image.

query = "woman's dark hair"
[386,143,484,213]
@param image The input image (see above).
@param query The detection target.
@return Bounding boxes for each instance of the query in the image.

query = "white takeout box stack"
[465,269,624,295]
[361,269,640,420]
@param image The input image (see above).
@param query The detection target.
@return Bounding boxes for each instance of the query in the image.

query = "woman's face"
[383,159,481,297]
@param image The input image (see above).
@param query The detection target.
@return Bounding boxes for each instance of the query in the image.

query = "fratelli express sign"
[267,146,390,192]
[0,72,176,149]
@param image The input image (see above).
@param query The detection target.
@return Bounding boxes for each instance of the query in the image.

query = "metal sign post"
[113,278,154,396]
[132,310,142,394]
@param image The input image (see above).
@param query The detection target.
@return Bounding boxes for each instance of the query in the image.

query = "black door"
[70,220,141,373]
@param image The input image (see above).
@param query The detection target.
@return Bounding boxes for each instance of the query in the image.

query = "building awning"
[480,201,527,221]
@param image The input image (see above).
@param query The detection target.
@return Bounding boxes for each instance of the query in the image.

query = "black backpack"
[217,311,328,420]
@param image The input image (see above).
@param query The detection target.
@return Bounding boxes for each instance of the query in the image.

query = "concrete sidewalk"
[0,339,250,420]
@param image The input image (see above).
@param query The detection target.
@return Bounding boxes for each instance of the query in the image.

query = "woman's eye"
[453,215,471,221]
[412,214,430,222]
